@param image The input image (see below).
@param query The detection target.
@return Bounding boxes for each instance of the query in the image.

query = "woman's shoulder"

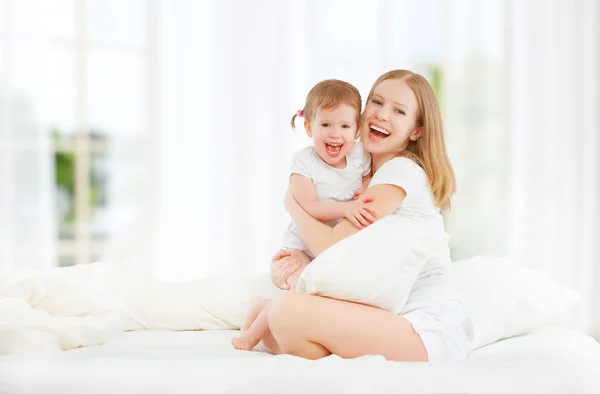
[375,156,427,183]
[382,156,423,172]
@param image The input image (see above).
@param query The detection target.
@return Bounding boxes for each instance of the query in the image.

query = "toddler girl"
[232,79,373,351]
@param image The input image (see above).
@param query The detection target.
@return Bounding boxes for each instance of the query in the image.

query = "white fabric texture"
[282,142,371,256]
[296,215,448,314]
[455,255,582,351]
[366,157,467,310]
[0,255,583,355]
[0,262,281,355]
[1,328,599,394]
[0,88,56,275]
[369,157,442,222]
[289,142,371,202]
[441,0,599,340]
[1,0,597,343]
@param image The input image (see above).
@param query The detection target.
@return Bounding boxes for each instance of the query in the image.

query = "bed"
[1,326,599,394]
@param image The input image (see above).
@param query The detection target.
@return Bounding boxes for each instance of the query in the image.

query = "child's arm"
[291,174,374,229]
[353,174,373,200]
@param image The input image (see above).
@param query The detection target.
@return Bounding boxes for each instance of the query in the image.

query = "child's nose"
[329,126,342,137]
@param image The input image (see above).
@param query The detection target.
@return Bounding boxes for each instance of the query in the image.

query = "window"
[2,0,156,267]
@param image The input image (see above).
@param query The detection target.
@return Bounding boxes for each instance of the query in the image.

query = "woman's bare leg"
[259,248,313,354]
[267,291,427,361]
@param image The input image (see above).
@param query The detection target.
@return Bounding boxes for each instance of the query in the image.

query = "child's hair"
[291,79,362,138]
[366,69,456,210]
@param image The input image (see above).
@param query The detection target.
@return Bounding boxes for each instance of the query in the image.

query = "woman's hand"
[270,249,311,290]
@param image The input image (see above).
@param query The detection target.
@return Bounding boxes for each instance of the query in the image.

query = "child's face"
[304,104,358,169]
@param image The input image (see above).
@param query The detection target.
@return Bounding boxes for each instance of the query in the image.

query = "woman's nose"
[376,106,391,121]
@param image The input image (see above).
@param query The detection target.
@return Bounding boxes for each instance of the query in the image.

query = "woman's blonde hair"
[366,69,456,210]
[291,79,362,138]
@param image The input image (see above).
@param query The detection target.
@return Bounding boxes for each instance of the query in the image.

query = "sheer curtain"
[152,0,459,281]
[504,0,599,336]
[151,0,599,339]
[154,0,307,280]
[1,0,597,338]
[0,1,57,275]
[443,0,599,337]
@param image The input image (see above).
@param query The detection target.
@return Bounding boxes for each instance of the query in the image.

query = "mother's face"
[362,78,422,157]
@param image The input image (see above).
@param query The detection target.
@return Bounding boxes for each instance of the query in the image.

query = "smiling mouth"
[369,123,391,140]
[325,142,342,157]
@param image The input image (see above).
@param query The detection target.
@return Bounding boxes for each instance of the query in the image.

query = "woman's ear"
[304,120,312,137]
[410,127,424,141]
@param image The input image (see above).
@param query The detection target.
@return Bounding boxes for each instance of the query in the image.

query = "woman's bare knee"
[267,292,330,359]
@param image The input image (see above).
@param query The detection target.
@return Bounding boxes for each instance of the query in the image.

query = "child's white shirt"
[282,142,371,257]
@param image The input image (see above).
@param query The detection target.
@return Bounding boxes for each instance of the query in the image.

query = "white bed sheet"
[1,327,599,394]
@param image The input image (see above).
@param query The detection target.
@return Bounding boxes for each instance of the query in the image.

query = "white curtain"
[154,0,306,280]
[151,0,459,281]
[0,0,597,338]
[504,0,599,337]
[0,1,57,275]
[151,0,599,339]
[152,0,417,280]
[443,0,599,337]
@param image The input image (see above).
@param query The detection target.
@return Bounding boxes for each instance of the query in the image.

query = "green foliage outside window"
[52,129,102,224]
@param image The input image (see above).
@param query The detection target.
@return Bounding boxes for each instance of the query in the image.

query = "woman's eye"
[395,108,406,115]
[371,99,382,105]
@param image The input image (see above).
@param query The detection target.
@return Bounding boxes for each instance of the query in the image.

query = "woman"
[266,70,473,363]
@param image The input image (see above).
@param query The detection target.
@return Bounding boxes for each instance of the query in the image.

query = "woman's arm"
[285,184,407,256]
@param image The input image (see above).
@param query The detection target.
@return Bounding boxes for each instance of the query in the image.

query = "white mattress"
[1,327,599,394]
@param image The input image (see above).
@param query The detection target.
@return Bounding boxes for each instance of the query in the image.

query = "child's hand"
[343,197,376,229]
[353,187,365,200]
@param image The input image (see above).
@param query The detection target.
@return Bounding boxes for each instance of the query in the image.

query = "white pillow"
[296,215,448,314]
[454,255,581,351]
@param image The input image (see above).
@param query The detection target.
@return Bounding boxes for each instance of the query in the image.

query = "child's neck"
[329,156,347,169]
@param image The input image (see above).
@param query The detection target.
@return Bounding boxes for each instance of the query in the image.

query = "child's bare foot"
[231,335,260,351]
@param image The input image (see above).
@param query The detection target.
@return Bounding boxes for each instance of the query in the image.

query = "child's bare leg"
[241,296,269,333]
[232,300,272,351]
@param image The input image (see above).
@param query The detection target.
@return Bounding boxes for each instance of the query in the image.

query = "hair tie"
[296,109,303,117]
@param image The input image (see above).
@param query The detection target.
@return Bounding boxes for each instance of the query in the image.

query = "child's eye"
[342,125,351,129]
[321,123,330,127]
[371,99,383,106]
[395,108,406,115]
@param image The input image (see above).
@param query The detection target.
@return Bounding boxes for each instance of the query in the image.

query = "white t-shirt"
[290,142,371,202]
[281,142,371,256]
[369,157,464,306]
